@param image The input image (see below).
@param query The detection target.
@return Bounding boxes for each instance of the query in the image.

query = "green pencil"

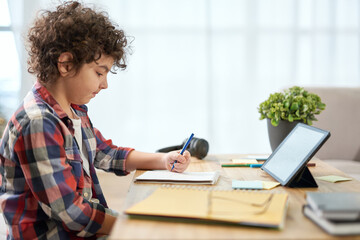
[221,164,251,167]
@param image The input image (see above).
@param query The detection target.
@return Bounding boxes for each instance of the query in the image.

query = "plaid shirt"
[0,82,133,239]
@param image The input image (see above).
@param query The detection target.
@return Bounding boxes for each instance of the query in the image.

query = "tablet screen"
[261,123,330,186]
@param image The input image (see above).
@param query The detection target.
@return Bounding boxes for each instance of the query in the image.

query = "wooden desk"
[108,154,360,240]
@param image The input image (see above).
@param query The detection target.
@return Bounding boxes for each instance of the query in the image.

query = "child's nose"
[100,77,108,89]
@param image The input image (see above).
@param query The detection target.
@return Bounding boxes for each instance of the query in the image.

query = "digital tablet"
[261,123,330,187]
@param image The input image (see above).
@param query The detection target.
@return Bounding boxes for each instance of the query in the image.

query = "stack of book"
[303,192,360,236]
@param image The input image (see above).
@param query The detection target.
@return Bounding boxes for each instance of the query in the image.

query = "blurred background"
[1,0,359,155]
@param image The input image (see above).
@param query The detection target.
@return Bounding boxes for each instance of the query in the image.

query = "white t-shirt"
[70,110,90,177]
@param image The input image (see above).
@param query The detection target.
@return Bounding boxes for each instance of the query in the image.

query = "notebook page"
[135,170,220,184]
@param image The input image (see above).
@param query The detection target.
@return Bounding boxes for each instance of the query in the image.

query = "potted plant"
[258,86,326,151]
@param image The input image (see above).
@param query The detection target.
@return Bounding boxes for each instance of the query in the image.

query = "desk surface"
[108,154,360,240]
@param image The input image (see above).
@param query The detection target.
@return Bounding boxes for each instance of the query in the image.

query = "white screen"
[264,125,325,182]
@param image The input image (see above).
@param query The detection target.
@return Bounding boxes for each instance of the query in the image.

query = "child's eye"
[96,72,103,77]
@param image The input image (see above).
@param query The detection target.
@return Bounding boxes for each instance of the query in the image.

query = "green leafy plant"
[258,86,326,127]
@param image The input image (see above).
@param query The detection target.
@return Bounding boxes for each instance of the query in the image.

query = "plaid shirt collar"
[33,81,88,119]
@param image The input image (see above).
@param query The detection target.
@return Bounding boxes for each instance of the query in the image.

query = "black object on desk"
[261,123,330,188]
[157,137,209,159]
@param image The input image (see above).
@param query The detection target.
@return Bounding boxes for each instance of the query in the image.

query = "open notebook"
[125,187,289,229]
[134,170,220,185]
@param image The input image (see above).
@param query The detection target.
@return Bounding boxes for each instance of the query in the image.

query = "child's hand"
[162,150,191,173]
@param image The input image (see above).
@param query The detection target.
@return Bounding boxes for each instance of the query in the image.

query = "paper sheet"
[262,181,281,189]
[232,180,280,190]
[315,175,352,183]
[232,180,263,189]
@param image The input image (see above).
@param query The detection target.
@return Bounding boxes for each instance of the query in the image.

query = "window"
[0,0,20,119]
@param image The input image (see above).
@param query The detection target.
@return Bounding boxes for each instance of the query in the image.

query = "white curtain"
[8,0,360,154]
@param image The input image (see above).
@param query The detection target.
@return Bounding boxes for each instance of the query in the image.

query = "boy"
[0,1,191,239]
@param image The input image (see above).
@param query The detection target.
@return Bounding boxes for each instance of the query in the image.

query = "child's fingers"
[167,150,191,172]
[174,150,190,163]
[182,150,191,159]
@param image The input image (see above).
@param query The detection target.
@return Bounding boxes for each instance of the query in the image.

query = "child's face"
[63,54,114,105]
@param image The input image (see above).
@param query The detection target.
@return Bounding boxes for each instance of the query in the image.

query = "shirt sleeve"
[92,127,134,176]
[18,114,105,238]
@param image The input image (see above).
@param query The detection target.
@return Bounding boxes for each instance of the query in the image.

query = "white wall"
[8,0,360,155]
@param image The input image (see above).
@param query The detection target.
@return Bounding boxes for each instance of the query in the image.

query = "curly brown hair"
[27,1,129,84]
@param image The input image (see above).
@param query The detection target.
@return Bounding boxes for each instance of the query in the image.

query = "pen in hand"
[171,133,194,171]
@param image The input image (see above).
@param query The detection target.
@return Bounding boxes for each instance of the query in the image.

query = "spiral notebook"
[134,170,220,185]
[125,187,289,229]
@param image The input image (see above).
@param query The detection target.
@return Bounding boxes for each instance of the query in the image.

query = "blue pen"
[250,164,263,168]
[171,133,194,171]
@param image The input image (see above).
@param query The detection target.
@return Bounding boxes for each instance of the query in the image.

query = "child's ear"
[57,52,74,77]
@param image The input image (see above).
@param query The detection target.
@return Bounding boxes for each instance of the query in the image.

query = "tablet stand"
[288,166,318,188]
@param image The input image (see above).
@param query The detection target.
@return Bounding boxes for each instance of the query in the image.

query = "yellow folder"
[125,187,289,229]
